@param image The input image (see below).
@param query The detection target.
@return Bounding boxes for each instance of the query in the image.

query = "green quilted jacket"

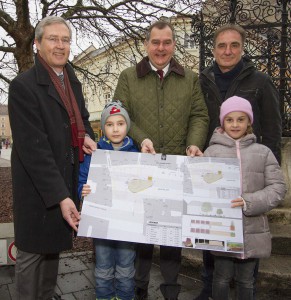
[114,57,209,155]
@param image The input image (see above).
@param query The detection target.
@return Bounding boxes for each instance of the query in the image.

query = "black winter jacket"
[8,56,94,253]
[200,57,282,163]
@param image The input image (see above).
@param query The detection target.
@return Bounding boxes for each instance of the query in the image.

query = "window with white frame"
[184,33,195,49]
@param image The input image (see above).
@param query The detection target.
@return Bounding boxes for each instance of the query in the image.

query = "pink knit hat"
[220,96,253,126]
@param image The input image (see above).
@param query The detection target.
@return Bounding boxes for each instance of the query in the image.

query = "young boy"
[78,100,138,300]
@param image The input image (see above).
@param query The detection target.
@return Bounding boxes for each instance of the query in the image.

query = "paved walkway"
[0,251,205,300]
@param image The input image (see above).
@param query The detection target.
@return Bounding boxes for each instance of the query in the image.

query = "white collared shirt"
[149,62,169,76]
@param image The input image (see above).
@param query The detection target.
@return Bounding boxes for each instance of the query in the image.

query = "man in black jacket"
[196,24,281,300]
[8,16,96,300]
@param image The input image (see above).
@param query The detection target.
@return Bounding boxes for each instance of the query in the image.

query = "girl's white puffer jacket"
[204,128,286,258]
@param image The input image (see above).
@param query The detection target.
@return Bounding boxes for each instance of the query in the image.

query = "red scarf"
[38,53,85,162]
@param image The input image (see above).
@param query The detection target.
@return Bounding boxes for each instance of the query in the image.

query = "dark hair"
[213,24,246,47]
[145,20,176,41]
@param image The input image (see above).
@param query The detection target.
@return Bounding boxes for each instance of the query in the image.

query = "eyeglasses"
[44,36,71,46]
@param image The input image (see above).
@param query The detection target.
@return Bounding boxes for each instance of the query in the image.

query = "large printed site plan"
[78,150,244,254]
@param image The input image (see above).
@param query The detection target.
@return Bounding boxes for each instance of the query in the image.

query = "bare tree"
[0,0,202,103]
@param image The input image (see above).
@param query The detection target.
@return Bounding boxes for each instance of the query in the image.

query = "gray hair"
[145,20,176,42]
[35,16,72,41]
[213,24,246,47]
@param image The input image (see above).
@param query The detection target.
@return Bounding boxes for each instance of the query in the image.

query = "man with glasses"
[114,20,209,300]
[8,16,96,300]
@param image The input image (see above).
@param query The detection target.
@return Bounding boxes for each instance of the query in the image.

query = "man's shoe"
[134,287,148,300]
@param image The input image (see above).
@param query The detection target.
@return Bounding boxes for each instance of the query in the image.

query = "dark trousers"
[135,243,182,298]
[15,249,59,300]
[200,250,215,298]
[213,256,257,300]
[200,251,259,299]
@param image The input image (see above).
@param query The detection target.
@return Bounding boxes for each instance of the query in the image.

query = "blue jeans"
[94,238,135,300]
[213,256,257,300]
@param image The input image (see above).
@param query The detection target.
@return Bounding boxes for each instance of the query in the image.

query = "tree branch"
[0,72,11,84]
[0,45,15,53]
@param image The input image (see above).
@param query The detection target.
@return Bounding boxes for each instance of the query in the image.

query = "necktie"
[156,69,163,81]
[58,74,65,89]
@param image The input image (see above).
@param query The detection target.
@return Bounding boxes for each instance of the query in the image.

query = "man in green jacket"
[114,20,209,300]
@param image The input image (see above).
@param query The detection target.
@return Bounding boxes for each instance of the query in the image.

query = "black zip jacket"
[200,57,282,163]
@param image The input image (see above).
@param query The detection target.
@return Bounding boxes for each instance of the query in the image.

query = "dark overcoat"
[8,55,94,253]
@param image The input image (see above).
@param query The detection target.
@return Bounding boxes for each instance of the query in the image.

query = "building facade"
[0,104,12,146]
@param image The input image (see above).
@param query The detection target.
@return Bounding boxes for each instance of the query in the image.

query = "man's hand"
[186,145,203,157]
[60,198,80,232]
[83,135,97,155]
[141,138,156,154]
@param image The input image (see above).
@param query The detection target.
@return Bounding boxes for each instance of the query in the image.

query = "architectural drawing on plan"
[78,150,244,254]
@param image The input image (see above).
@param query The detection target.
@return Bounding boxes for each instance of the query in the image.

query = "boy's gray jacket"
[114,57,209,155]
[204,129,286,258]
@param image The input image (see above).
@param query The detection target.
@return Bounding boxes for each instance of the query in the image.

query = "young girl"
[78,101,138,300]
[203,96,286,300]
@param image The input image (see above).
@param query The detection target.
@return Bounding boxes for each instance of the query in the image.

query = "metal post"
[229,0,237,24]
[279,0,289,123]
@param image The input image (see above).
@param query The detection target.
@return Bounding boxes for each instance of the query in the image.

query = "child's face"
[223,111,250,140]
[104,115,127,147]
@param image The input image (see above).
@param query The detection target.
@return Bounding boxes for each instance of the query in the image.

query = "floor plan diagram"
[78,150,243,254]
